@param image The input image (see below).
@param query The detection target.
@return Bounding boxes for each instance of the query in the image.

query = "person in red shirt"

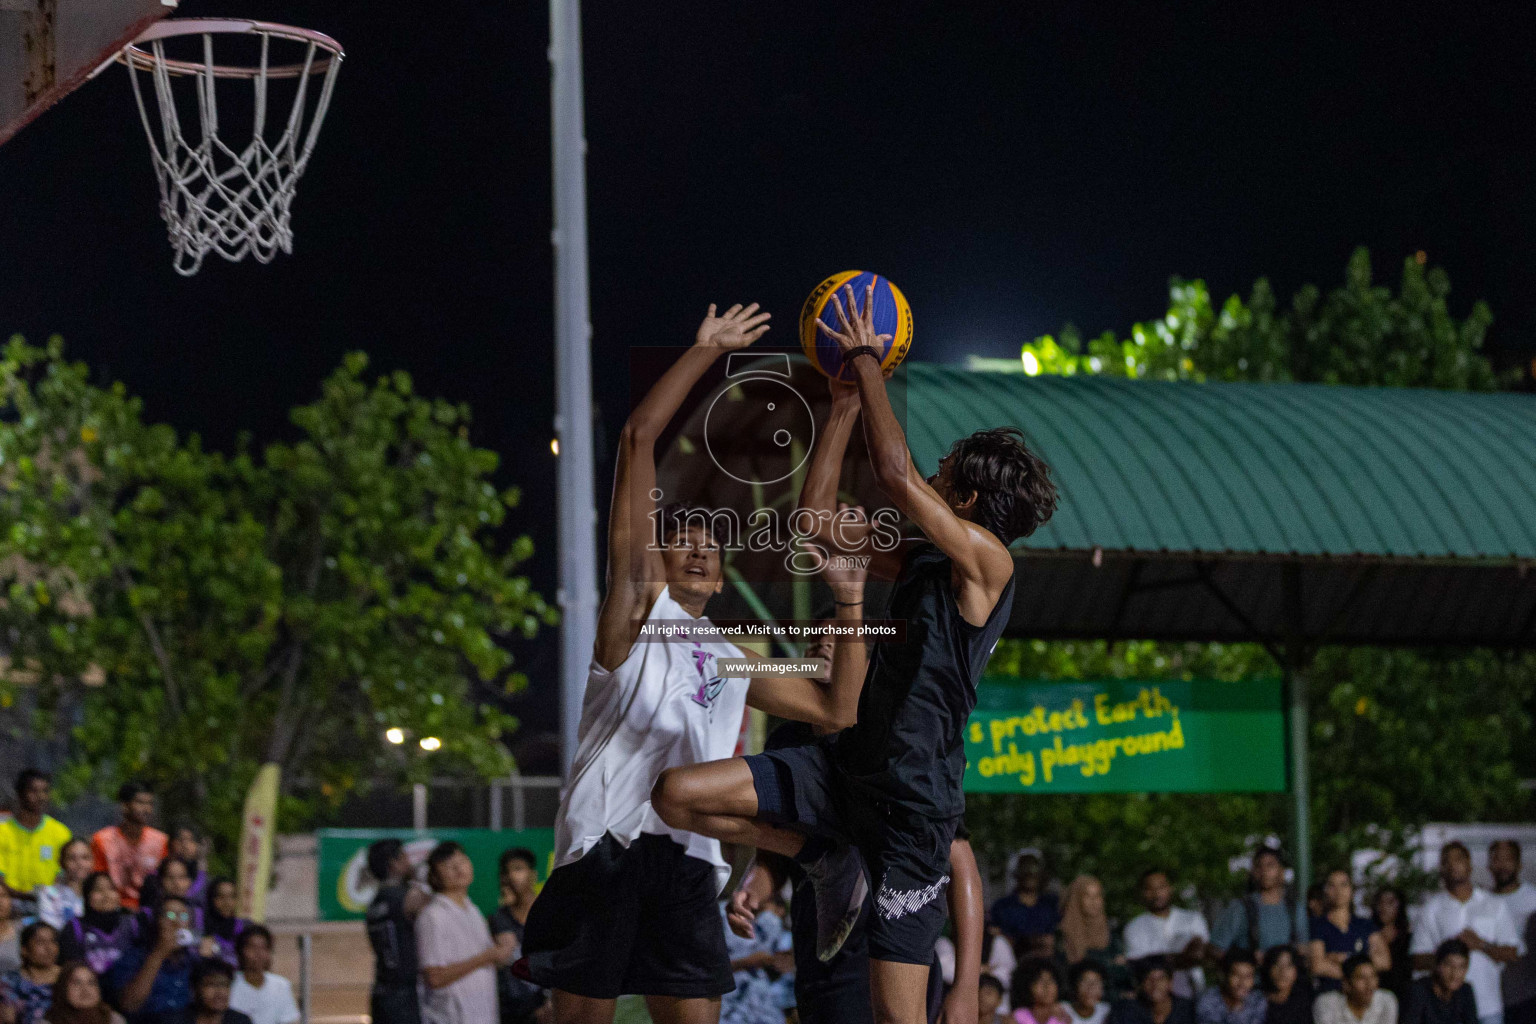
[90,783,167,911]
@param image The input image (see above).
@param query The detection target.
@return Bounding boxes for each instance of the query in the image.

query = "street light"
[419,736,442,752]
[385,727,405,745]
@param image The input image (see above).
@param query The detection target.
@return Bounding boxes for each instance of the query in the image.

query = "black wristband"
[834,599,863,606]
[843,345,882,366]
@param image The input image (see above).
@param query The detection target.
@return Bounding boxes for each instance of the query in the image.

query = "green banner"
[317,828,556,921]
[964,678,1285,793]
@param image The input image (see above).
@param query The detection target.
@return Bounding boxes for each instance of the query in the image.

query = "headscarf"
[204,878,241,941]
[78,875,123,936]
[1059,874,1111,965]
[44,962,115,1024]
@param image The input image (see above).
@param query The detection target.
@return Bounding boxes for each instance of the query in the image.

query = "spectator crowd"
[4,766,1534,1024]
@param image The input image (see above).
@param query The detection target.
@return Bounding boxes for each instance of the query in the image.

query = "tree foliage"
[976,249,1533,911]
[0,338,553,859]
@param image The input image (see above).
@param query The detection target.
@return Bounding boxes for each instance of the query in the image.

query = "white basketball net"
[123,21,342,276]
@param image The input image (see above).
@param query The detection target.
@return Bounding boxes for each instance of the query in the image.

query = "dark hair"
[367,839,404,883]
[236,924,274,959]
[499,848,536,874]
[1442,841,1471,861]
[1342,954,1376,982]
[1260,946,1298,993]
[1139,868,1169,886]
[1371,886,1409,932]
[81,872,117,905]
[190,957,235,988]
[20,921,58,949]
[1132,955,1174,985]
[171,822,203,843]
[1306,882,1326,905]
[1435,939,1471,965]
[1491,839,1522,863]
[116,781,152,804]
[1011,958,1061,1011]
[158,896,189,917]
[941,426,1057,545]
[426,841,465,888]
[1252,846,1284,868]
[980,974,1005,997]
[1221,948,1257,977]
[15,768,50,795]
[1068,960,1106,993]
[58,837,90,865]
[157,857,192,884]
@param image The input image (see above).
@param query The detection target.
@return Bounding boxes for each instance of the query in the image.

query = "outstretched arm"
[744,554,867,729]
[794,378,908,579]
[819,282,1014,624]
[940,837,984,1024]
[593,304,771,670]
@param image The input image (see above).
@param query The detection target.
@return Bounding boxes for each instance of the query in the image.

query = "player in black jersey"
[653,280,1058,1024]
[365,839,429,1024]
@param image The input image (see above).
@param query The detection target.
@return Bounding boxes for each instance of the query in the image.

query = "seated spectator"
[720,897,791,1024]
[202,881,246,968]
[228,927,297,1024]
[1012,959,1070,1024]
[1062,877,1129,995]
[104,897,198,1024]
[1313,956,1397,1024]
[1308,887,1327,924]
[165,831,206,909]
[37,843,94,933]
[488,850,544,1024]
[1065,961,1110,1024]
[1401,941,1475,1024]
[1309,871,1389,993]
[0,772,72,913]
[1211,849,1307,958]
[1123,871,1209,999]
[1369,889,1411,1002]
[163,959,252,1024]
[1196,950,1265,1024]
[1260,946,1311,1024]
[993,854,1062,959]
[1,890,21,974]
[945,930,1018,1011]
[415,842,510,1024]
[3,923,61,1024]
[57,878,136,979]
[1108,956,1194,1024]
[980,974,1007,1024]
[43,962,124,1024]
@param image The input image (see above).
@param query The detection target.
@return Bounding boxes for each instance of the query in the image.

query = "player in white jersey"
[521,303,871,1024]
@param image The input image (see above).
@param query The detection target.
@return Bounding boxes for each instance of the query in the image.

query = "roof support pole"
[1282,564,1314,914]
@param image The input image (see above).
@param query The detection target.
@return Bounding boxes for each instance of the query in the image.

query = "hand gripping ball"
[798,270,913,381]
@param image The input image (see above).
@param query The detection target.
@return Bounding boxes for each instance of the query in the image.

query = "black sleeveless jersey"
[833,540,1014,819]
[366,882,419,989]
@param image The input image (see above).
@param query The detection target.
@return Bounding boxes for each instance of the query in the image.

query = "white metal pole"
[550,0,598,779]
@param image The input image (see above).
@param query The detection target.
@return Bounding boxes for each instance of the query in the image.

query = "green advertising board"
[964,678,1284,794]
[317,828,556,922]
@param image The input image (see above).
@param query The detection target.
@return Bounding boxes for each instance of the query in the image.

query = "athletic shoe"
[803,843,868,961]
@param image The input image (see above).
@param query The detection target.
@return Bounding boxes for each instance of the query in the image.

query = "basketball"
[799,270,914,380]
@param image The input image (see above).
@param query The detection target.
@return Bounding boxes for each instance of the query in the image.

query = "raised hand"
[727,886,761,939]
[695,302,772,351]
[817,281,892,355]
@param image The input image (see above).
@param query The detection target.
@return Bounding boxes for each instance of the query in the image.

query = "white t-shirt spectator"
[1411,888,1522,1021]
[1492,883,1536,1012]
[936,934,1018,1011]
[231,971,301,1024]
[1067,1003,1111,1024]
[417,892,499,1024]
[1313,989,1397,1024]
[1123,908,1210,998]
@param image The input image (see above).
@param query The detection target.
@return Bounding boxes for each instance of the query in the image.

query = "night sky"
[4,2,1534,756]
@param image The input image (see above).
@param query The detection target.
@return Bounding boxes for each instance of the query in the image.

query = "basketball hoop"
[120,19,342,276]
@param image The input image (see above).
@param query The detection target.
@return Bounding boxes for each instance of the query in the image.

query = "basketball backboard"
[0,0,176,147]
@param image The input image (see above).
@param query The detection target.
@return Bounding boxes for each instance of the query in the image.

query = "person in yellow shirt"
[0,770,73,901]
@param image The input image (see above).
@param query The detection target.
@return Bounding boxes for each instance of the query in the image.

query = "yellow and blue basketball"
[798,270,913,381]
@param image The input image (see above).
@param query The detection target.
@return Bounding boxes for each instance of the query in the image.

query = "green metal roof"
[903,365,1536,561]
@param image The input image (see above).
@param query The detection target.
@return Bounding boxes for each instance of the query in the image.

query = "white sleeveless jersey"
[553,586,749,893]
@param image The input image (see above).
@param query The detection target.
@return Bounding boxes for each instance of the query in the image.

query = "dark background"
[4,1,1534,753]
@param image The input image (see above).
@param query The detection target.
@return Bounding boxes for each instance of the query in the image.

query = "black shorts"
[746,741,958,966]
[521,832,733,1000]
